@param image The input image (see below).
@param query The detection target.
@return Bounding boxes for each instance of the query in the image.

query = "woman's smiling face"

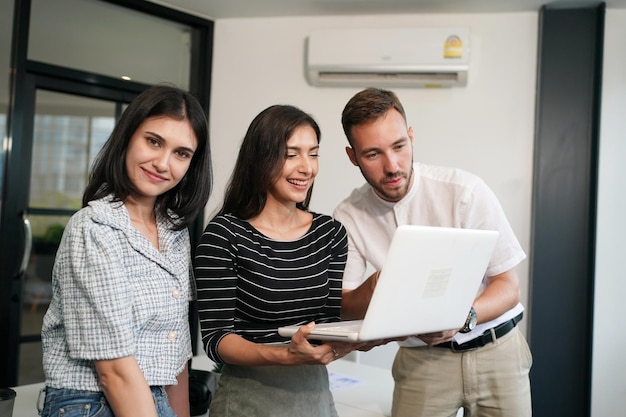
[268,124,320,206]
[125,116,197,202]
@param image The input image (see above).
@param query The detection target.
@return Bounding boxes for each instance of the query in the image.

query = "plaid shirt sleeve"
[57,214,135,360]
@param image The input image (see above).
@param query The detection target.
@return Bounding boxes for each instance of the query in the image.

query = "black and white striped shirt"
[194,212,347,363]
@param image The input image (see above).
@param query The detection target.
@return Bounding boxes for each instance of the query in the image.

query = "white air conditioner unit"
[306,27,470,88]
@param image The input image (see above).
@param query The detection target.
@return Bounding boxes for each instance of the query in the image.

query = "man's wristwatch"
[460,306,477,333]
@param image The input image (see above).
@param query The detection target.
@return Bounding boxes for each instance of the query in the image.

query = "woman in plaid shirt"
[39,85,212,417]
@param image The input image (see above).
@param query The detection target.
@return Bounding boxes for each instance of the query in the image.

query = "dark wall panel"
[529,3,604,417]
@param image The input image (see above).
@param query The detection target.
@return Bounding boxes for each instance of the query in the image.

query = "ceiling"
[152,0,626,19]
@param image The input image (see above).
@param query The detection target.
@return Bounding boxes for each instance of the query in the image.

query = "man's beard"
[360,165,414,203]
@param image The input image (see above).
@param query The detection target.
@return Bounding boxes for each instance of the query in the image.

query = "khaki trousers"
[391,327,532,417]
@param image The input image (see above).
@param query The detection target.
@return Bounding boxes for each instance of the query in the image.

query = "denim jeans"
[38,386,176,417]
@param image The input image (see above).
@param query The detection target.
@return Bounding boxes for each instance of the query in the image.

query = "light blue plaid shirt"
[42,195,193,391]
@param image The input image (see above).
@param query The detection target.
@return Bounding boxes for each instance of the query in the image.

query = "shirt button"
[167,331,177,341]
[172,289,181,298]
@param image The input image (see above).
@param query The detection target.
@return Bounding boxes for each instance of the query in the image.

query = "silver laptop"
[278,225,499,342]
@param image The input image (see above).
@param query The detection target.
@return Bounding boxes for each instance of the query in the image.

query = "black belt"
[434,312,523,352]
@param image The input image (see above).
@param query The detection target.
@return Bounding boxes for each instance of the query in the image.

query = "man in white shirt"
[334,87,532,417]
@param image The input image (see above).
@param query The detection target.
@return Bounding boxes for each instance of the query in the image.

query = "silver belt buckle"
[450,340,478,352]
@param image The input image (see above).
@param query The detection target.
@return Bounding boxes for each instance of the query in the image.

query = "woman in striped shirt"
[194,105,366,416]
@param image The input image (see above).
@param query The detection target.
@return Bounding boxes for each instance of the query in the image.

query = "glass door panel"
[29,0,192,88]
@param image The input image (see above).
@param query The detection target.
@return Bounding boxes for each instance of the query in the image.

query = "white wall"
[592,9,626,417]
[208,12,537,367]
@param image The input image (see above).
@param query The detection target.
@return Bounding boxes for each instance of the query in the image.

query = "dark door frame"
[0,0,213,387]
[528,3,604,416]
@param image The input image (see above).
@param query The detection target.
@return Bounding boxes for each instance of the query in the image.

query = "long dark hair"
[83,85,212,230]
[220,104,321,220]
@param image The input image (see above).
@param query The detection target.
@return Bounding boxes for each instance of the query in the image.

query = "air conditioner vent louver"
[306,27,470,88]
[316,71,464,87]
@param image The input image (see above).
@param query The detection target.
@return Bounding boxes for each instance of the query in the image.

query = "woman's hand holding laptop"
[288,322,373,364]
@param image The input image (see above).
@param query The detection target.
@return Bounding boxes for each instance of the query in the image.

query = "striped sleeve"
[316,219,347,323]
[194,217,238,363]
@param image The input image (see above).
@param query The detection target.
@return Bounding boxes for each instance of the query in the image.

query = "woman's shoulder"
[310,211,342,224]
[208,213,245,227]
[309,212,347,235]
[204,213,254,238]
[65,196,118,229]
[58,199,129,255]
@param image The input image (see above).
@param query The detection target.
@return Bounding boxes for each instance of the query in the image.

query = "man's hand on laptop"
[355,336,409,352]
[417,329,457,346]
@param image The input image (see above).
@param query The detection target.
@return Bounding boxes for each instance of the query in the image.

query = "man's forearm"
[341,272,378,320]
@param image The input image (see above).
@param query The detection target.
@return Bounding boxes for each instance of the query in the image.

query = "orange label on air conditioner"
[443,35,463,58]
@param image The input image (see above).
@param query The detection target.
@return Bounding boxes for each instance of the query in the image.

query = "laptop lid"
[279,225,499,342]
